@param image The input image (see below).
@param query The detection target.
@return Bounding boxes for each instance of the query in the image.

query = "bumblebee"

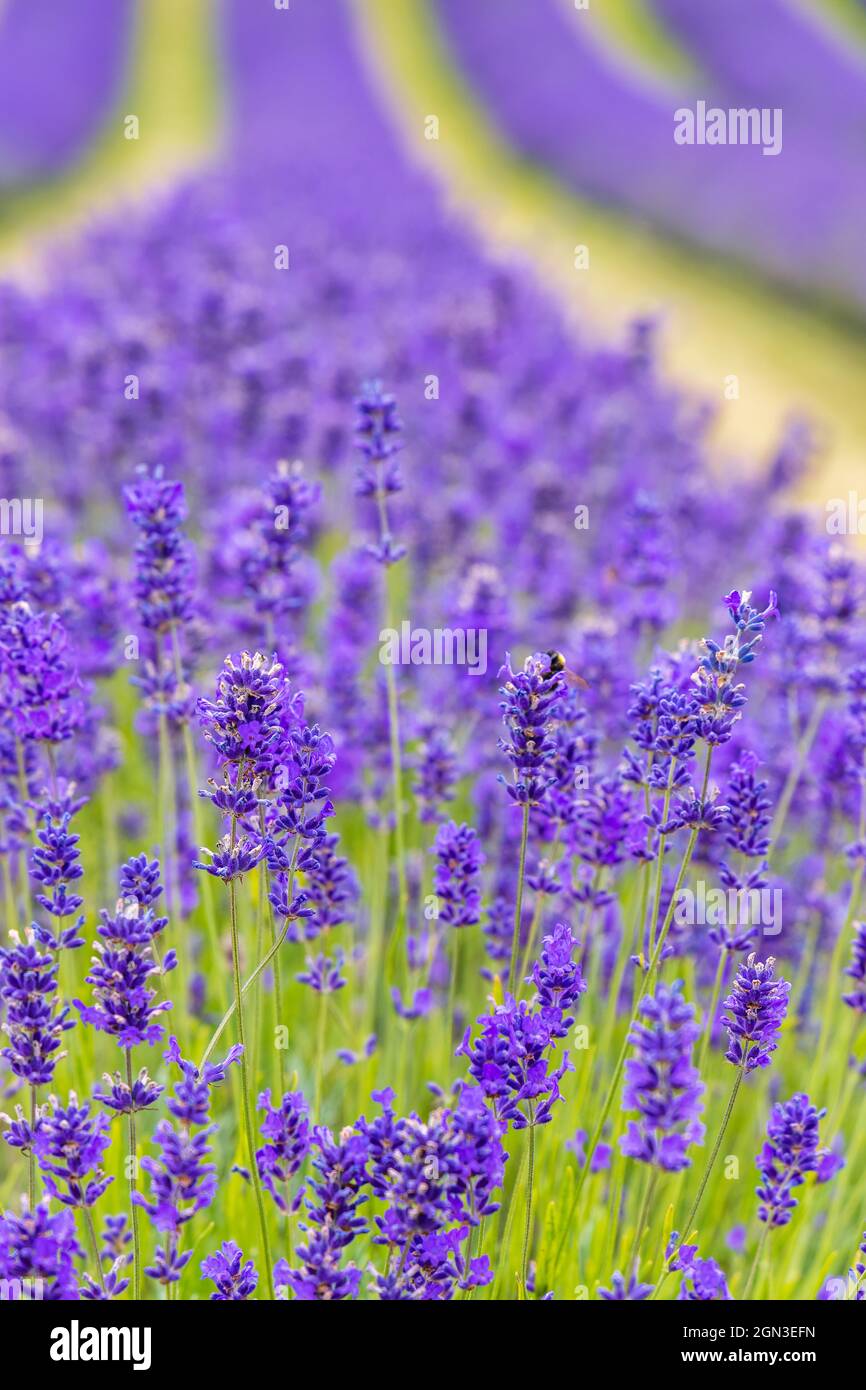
[543,649,589,690]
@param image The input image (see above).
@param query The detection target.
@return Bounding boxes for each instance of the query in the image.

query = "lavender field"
[1,0,865,1321]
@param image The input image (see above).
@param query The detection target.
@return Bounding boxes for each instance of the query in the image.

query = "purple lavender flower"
[0,1200,82,1300]
[722,953,790,1073]
[94,1067,163,1115]
[135,1036,241,1288]
[0,930,74,1086]
[432,820,485,927]
[256,1088,310,1212]
[498,652,564,808]
[620,980,705,1172]
[0,607,86,746]
[75,897,175,1047]
[278,1125,368,1300]
[374,1224,492,1301]
[32,1093,113,1209]
[231,458,320,629]
[194,833,264,881]
[714,752,774,952]
[755,1093,826,1227]
[413,723,457,823]
[123,470,194,635]
[458,997,573,1130]
[202,1241,259,1300]
[667,1234,731,1300]
[692,590,779,746]
[358,1086,505,1298]
[268,723,336,862]
[29,793,86,951]
[843,922,866,1013]
[296,949,346,994]
[354,381,405,566]
[118,853,164,907]
[80,1259,130,1301]
[197,650,286,771]
[391,986,433,1020]
[302,833,358,934]
[532,921,586,1030]
[598,1267,653,1300]
[461,922,583,1130]
[100,1213,133,1265]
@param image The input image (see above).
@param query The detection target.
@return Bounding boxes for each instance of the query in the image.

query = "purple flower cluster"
[692,590,779,746]
[598,1266,653,1300]
[197,650,285,774]
[0,931,74,1086]
[201,1241,259,1301]
[458,923,583,1128]
[755,1093,826,1227]
[667,1234,732,1300]
[432,820,485,927]
[359,1085,502,1299]
[0,1200,82,1300]
[123,471,195,636]
[256,1088,310,1212]
[31,1093,113,1209]
[134,1037,241,1287]
[276,1125,368,1301]
[722,953,790,1073]
[620,981,705,1172]
[498,653,565,808]
[354,381,405,566]
[75,890,175,1049]
[844,922,866,1014]
[29,792,86,951]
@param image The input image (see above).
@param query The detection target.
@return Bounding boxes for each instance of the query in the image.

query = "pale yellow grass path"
[356,0,866,522]
[0,0,219,275]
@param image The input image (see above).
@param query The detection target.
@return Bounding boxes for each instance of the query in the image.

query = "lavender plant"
[1,0,866,1310]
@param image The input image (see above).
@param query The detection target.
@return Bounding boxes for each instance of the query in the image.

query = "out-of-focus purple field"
[0,0,865,1320]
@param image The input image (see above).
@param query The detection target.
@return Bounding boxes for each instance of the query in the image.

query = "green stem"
[648,760,677,960]
[552,821,703,1278]
[28,1084,37,1209]
[381,557,408,978]
[627,1164,659,1277]
[520,1111,536,1298]
[85,1207,106,1293]
[743,1222,770,1301]
[228,868,275,1299]
[698,949,727,1073]
[517,830,563,993]
[653,1055,748,1300]
[769,696,827,848]
[125,1048,142,1302]
[508,804,530,996]
[260,804,288,1099]
[314,988,327,1120]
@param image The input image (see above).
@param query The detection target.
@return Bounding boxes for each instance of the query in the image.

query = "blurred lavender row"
[650,0,866,137]
[0,0,134,186]
[433,0,866,315]
[0,0,833,833]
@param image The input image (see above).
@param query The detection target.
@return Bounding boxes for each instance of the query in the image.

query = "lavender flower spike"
[722,953,790,1073]
[620,981,705,1172]
[756,1093,827,1227]
[843,922,866,1014]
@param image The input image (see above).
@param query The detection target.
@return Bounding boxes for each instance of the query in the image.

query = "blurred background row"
[1,0,865,506]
